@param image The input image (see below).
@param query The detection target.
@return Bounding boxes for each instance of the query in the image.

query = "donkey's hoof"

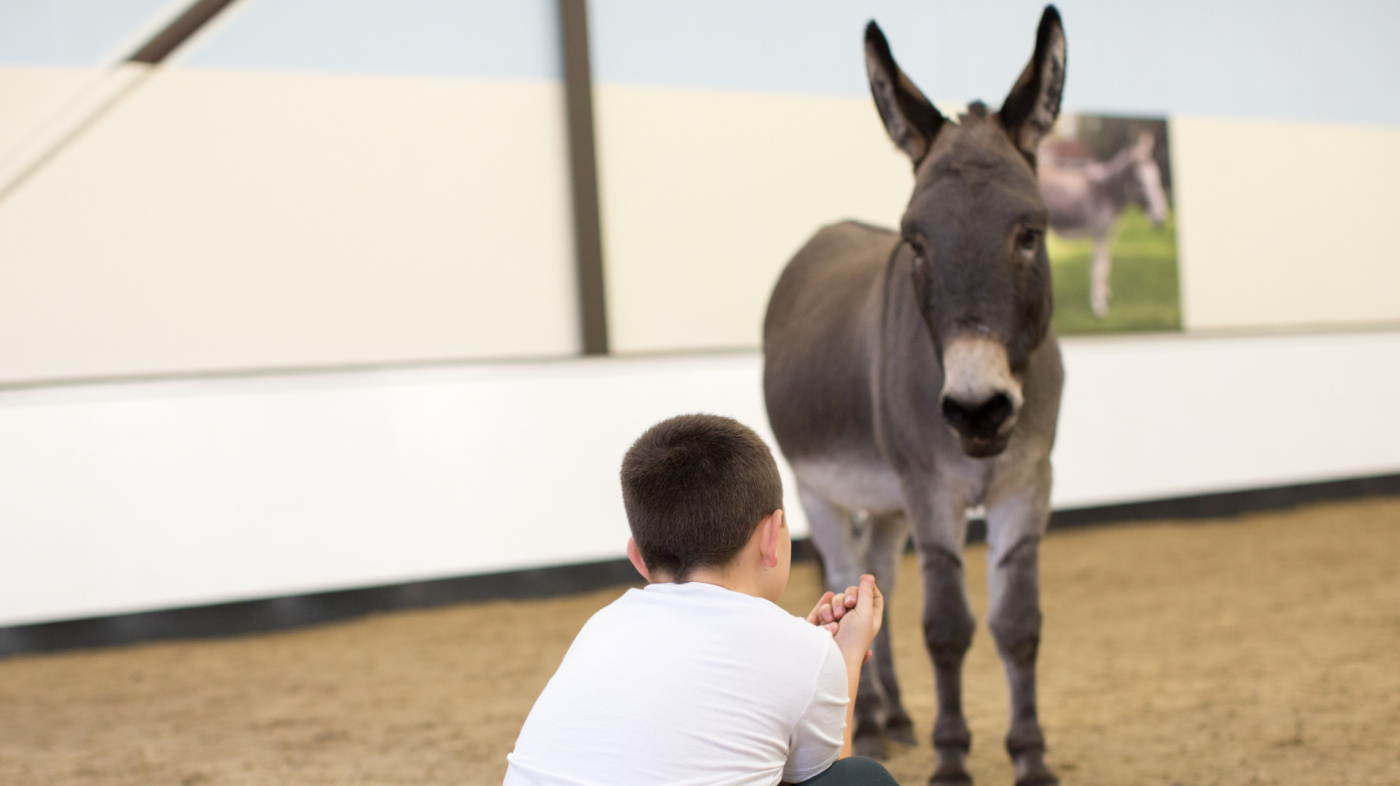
[929,763,972,786]
[1013,764,1059,786]
[931,748,972,786]
[885,716,918,747]
[854,732,888,761]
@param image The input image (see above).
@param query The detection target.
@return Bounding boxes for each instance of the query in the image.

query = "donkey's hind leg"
[867,511,915,747]
[798,485,889,759]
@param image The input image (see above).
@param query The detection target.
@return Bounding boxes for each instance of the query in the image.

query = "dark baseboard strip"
[3,472,1396,658]
[0,560,644,658]
[1047,472,1400,529]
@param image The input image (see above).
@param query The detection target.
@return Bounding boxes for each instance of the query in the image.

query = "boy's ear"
[626,537,652,582]
[758,510,784,568]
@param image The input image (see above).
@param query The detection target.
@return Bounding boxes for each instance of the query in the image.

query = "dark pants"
[793,756,899,785]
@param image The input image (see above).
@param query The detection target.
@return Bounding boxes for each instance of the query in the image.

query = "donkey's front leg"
[799,486,889,758]
[986,468,1057,786]
[907,486,976,786]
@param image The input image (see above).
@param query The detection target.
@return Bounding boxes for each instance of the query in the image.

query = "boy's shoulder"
[590,582,834,653]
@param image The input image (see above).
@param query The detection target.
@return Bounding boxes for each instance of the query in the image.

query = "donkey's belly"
[764,221,904,515]
[790,454,904,515]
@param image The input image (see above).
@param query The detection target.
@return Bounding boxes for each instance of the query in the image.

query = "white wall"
[1172,116,1400,331]
[0,68,581,383]
[594,85,911,353]
[0,0,581,385]
[3,328,1398,627]
[0,65,95,156]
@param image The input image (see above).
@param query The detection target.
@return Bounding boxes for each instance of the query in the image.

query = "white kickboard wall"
[3,329,1399,627]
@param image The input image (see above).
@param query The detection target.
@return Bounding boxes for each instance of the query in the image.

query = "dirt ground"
[2,497,1398,786]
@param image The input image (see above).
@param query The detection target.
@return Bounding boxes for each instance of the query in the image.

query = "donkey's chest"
[789,440,1000,516]
[790,454,904,515]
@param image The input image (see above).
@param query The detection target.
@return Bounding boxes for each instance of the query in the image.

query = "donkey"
[763,8,1066,785]
[1039,131,1168,316]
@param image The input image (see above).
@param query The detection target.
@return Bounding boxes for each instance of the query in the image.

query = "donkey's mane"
[960,101,990,122]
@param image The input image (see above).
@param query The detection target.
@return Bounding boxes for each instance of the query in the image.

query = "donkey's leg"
[1089,236,1112,317]
[798,486,889,759]
[868,511,915,746]
[905,484,976,785]
[985,463,1057,786]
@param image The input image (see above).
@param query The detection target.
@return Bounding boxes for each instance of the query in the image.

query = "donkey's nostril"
[941,392,1014,440]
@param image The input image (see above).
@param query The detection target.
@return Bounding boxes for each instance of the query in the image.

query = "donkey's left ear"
[865,21,944,166]
[999,5,1066,161]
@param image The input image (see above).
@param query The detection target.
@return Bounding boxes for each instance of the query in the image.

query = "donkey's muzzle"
[939,334,1023,457]
[941,391,1015,456]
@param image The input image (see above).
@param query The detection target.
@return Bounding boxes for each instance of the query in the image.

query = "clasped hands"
[804,574,884,664]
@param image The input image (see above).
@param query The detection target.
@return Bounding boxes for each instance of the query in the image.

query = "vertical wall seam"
[560,0,610,355]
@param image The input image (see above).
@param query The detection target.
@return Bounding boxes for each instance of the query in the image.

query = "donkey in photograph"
[1039,131,1168,316]
[764,7,1067,785]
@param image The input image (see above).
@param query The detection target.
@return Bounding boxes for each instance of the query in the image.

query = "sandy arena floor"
[2,497,1398,786]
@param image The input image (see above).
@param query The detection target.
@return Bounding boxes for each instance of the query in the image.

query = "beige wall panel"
[1173,116,1400,331]
[595,85,913,354]
[0,70,578,383]
[0,66,98,159]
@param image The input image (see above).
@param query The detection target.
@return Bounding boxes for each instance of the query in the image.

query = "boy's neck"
[656,559,779,603]
[631,510,789,604]
[673,567,749,596]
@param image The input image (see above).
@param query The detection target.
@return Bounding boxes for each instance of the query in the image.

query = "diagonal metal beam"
[0,0,242,204]
[128,0,242,64]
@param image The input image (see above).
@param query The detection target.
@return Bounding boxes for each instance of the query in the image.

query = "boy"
[504,414,897,785]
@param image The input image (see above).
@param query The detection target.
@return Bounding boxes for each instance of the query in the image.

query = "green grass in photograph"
[1048,206,1181,335]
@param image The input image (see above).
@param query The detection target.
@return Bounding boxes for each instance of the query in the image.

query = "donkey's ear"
[865,21,944,166]
[999,6,1066,161]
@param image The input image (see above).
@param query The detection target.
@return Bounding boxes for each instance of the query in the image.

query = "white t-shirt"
[504,581,849,786]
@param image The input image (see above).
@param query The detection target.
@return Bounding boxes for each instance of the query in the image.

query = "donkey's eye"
[1016,229,1041,254]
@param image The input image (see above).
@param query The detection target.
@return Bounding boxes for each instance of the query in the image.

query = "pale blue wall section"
[0,0,177,64]
[181,0,561,79]
[588,1,1029,99]
[589,0,1400,125]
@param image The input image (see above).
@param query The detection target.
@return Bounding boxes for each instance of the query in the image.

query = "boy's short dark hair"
[620,414,784,581]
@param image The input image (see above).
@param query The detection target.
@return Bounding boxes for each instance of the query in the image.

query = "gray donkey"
[763,8,1066,785]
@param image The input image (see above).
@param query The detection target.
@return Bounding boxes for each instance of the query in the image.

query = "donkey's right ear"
[865,21,944,167]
